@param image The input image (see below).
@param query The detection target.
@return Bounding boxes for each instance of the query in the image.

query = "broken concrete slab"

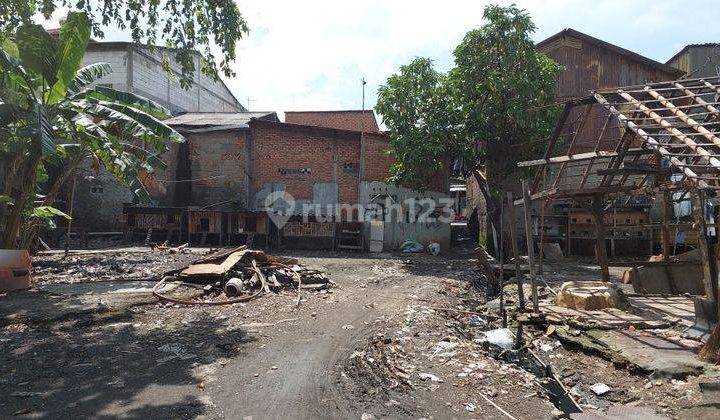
[624,263,704,295]
[555,327,714,378]
[556,281,628,311]
[540,242,564,261]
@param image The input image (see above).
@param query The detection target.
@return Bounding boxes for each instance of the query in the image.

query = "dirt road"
[209,260,415,419]
[0,251,463,418]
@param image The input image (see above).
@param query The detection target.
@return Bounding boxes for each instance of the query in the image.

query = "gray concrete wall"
[82,43,243,115]
[72,163,134,231]
[72,42,245,230]
[359,181,451,250]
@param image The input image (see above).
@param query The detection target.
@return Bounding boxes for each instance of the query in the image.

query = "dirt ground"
[1,248,719,419]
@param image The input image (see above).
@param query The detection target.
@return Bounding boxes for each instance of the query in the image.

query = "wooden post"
[498,193,507,327]
[64,174,77,254]
[521,180,539,312]
[506,191,526,311]
[692,189,717,301]
[591,195,610,282]
[661,190,672,260]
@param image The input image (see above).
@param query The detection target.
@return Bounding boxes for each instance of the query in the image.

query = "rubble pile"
[153,246,332,305]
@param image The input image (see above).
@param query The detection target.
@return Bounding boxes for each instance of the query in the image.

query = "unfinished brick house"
[124,110,451,250]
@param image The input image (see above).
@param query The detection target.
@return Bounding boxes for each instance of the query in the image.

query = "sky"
[38,0,720,118]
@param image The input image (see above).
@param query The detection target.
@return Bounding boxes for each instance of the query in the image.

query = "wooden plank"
[522,180,539,312]
[513,188,558,206]
[580,113,614,189]
[591,195,610,282]
[507,191,526,311]
[645,87,720,148]
[618,90,720,169]
[532,103,573,191]
[518,149,650,168]
[554,104,594,189]
[674,81,720,115]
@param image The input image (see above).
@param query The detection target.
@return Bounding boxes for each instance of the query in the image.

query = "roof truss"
[521,76,720,201]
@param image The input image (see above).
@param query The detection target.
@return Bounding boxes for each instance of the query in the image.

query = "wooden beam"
[580,113,614,189]
[522,180,539,312]
[692,189,717,301]
[618,90,720,169]
[532,102,574,191]
[674,81,720,115]
[661,189,672,261]
[594,93,709,189]
[645,87,720,149]
[517,149,651,168]
[506,191,526,311]
[554,104,594,189]
[591,195,610,282]
[513,188,559,206]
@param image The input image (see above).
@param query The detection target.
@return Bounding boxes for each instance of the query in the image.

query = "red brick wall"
[250,122,360,203]
[250,121,448,206]
[363,133,394,182]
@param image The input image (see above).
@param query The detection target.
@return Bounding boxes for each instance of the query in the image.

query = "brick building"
[124,110,451,249]
[70,40,246,231]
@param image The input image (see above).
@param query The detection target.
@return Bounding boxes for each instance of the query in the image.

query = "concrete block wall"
[186,129,248,210]
[72,162,134,231]
[82,47,129,91]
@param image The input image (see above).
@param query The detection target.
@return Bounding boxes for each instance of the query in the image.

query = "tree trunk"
[1,155,40,249]
[472,169,501,257]
[700,323,720,363]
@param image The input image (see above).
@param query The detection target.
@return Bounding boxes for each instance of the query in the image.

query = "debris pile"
[153,246,332,305]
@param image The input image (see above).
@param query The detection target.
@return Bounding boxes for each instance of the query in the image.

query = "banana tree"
[0,12,184,249]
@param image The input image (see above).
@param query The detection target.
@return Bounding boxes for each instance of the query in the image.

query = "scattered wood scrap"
[153,246,332,305]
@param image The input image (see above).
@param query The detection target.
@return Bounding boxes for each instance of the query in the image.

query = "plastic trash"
[400,239,423,253]
[428,242,440,256]
[478,328,514,350]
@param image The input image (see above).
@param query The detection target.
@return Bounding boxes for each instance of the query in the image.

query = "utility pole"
[246,97,255,111]
[359,77,368,198]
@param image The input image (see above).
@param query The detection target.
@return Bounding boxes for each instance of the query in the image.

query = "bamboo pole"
[506,191,526,311]
[498,193,507,327]
[591,195,610,282]
[521,180,539,312]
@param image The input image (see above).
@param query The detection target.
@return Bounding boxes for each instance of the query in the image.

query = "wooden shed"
[537,29,685,153]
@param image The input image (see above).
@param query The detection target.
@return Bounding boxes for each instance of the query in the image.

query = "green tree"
[376,4,561,251]
[375,57,461,191]
[0,0,248,87]
[0,12,184,249]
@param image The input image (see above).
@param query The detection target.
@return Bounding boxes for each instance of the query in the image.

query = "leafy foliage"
[0,12,184,248]
[0,0,248,87]
[376,58,460,191]
[376,5,562,195]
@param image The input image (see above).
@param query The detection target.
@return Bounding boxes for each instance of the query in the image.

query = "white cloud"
[35,1,720,117]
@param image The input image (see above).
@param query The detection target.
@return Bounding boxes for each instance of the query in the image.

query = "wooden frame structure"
[519,76,720,321]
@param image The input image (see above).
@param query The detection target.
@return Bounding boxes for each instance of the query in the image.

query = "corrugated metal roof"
[164,112,277,127]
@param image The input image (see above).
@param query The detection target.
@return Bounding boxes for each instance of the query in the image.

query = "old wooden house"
[532,29,686,257]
